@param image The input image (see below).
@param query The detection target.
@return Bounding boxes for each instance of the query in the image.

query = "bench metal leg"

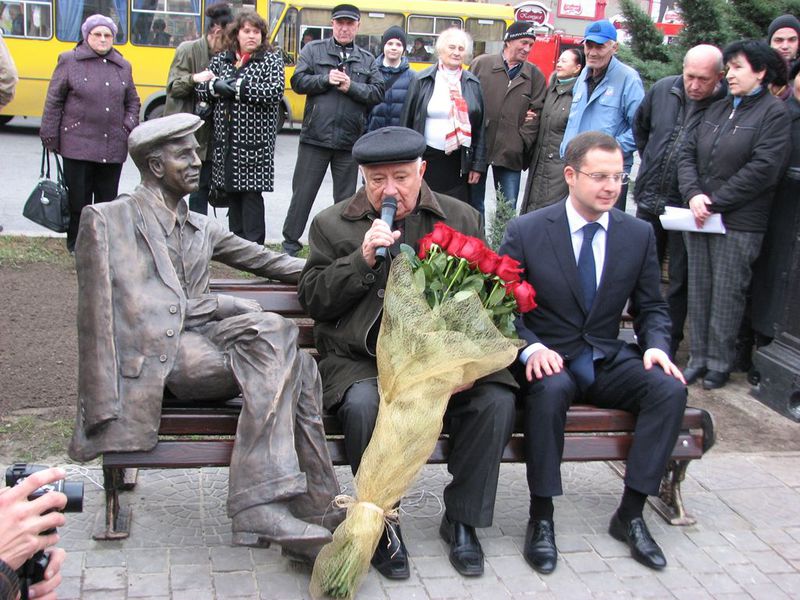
[93,466,134,540]
[650,460,696,526]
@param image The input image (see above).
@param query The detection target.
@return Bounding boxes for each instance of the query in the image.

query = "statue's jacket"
[69,186,302,461]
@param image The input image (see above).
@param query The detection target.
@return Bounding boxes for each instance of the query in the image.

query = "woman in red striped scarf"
[400,28,487,208]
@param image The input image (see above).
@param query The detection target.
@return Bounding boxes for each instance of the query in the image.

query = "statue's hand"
[215,295,263,320]
[229,297,263,316]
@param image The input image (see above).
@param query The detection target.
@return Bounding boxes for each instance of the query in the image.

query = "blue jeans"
[468,165,521,214]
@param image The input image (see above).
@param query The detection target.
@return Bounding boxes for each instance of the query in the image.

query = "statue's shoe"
[232,503,333,549]
[292,504,347,533]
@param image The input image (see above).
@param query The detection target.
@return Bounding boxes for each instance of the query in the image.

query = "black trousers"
[281,142,358,254]
[422,146,469,204]
[517,350,686,499]
[227,191,265,246]
[188,160,212,215]
[335,378,515,527]
[636,207,688,357]
[62,158,123,251]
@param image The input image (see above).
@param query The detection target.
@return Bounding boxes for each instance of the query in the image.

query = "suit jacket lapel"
[545,204,587,315]
[131,191,183,298]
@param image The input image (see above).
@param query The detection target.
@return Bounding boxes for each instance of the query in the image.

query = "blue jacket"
[367,55,416,131]
[560,56,644,168]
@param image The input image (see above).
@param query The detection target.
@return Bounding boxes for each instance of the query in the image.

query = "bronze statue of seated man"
[68,113,340,556]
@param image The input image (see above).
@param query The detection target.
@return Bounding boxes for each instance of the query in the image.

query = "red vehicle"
[528,33,584,80]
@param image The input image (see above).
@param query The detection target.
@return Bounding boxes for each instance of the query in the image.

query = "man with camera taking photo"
[0,467,67,600]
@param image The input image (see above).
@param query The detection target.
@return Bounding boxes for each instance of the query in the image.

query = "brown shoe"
[232,501,333,549]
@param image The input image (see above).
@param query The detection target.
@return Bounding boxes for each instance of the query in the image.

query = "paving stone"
[720,530,771,552]
[127,571,170,597]
[674,548,725,574]
[667,588,713,599]
[585,533,630,558]
[412,555,457,578]
[555,534,593,554]
[563,551,610,573]
[576,570,625,592]
[754,528,797,545]
[56,575,82,600]
[80,591,128,600]
[170,546,210,565]
[481,535,522,556]
[173,590,216,600]
[722,563,772,586]
[703,544,751,566]
[463,579,514,599]
[696,572,744,595]
[61,550,84,577]
[686,531,731,548]
[605,557,666,577]
[719,487,800,529]
[213,571,258,596]
[210,545,254,572]
[618,575,671,597]
[84,548,126,567]
[770,541,800,561]
[769,571,800,595]
[385,584,428,599]
[421,576,468,599]
[170,563,214,590]
[743,550,795,573]
[741,582,792,599]
[254,571,306,599]
[124,547,169,573]
[82,565,127,591]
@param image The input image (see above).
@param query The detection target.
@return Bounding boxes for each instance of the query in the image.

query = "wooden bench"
[94,279,716,540]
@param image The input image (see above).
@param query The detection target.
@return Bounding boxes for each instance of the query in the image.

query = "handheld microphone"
[375,196,398,263]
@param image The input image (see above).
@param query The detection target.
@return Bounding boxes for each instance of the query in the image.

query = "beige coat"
[469,52,546,171]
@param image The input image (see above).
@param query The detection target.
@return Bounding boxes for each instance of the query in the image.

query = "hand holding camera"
[1,465,83,600]
[328,64,351,92]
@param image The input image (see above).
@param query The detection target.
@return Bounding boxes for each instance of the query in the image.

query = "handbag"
[23,149,70,233]
[208,186,229,209]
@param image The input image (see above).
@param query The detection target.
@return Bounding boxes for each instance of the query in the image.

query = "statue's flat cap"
[352,127,427,166]
[128,113,203,161]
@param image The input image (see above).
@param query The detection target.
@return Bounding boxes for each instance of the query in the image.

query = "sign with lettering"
[557,0,598,20]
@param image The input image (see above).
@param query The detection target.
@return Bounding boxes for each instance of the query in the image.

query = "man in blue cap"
[560,19,644,211]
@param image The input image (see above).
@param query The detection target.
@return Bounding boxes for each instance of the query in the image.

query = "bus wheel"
[145,103,165,121]
[0,115,13,126]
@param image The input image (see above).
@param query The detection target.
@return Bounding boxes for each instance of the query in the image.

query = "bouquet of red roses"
[411,222,537,337]
[311,224,535,599]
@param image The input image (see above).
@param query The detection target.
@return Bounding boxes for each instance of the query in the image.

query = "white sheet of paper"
[659,206,726,234]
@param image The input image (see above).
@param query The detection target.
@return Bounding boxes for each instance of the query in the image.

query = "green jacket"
[164,36,213,160]
[298,182,517,409]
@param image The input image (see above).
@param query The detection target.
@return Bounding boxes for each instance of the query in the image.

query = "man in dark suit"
[499,131,687,573]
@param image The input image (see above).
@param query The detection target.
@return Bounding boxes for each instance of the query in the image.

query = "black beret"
[352,127,427,165]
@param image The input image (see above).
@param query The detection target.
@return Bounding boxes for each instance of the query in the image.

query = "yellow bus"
[0,0,513,127]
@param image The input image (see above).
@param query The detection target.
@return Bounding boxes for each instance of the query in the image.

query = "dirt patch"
[0,237,797,465]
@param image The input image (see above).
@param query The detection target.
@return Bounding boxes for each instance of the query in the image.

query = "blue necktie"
[572,222,601,390]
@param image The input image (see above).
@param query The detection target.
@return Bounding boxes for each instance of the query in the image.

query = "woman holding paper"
[678,40,791,390]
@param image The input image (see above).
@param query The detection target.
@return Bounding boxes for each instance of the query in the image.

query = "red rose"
[430,222,455,248]
[495,255,523,283]
[446,231,469,256]
[458,236,486,264]
[512,280,537,313]
[477,250,500,274]
[418,236,434,259]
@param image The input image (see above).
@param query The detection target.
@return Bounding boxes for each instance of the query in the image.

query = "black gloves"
[213,78,236,99]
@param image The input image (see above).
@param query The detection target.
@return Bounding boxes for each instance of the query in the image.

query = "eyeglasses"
[575,170,629,184]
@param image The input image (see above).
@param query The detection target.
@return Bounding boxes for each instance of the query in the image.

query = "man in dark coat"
[500,131,687,575]
[298,127,516,580]
[70,114,340,559]
[469,21,546,211]
[281,4,384,256]
[633,44,725,358]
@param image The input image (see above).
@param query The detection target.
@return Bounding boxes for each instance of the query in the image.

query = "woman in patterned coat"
[197,10,284,245]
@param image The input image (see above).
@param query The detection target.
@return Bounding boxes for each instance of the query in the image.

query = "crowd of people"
[1,3,799,596]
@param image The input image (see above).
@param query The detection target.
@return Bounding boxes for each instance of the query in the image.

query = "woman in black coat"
[400,27,486,206]
[197,10,284,245]
[678,40,791,390]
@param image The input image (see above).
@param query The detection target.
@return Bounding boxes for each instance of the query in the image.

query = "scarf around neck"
[438,62,471,154]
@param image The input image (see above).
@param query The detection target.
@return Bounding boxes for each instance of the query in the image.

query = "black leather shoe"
[523,519,557,574]
[683,366,707,385]
[608,512,667,570]
[371,523,410,580]
[702,370,729,390]
[439,515,484,577]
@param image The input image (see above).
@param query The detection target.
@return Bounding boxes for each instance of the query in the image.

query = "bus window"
[131,0,202,47]
[272,6,297,65]
[55,0,128,43]
[407,15,461,63]
[0,1,51,38]
[354,11,403,59]
[465,18,505,60]
[268,0,284,38]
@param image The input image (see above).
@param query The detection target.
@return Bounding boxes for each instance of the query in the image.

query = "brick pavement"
[52,447,800,599]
